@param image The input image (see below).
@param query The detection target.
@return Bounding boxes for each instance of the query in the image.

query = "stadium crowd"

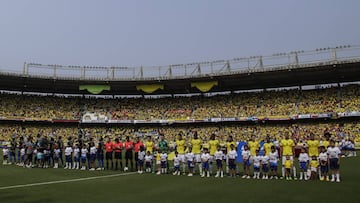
[0,94,80,120]
[0,85,359,121]
[1,122,357,182]
[0,84,359,182]
[83,85,356,120]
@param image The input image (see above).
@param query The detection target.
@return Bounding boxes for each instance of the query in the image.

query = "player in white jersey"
[185,147,195,176]
[298,147,309,180]
[318,146,329,181]
[33,149,38,168]
[20,147,26,167]
[145,151,153,173]
[327,140,341,182]
[2,146,9,165]
[173,151,181,175]
[80,144,88,170]
[53,145,61,169]
[201,148,211,178]
[137,146,146,174]
[345,139,356,157]
[89,143,97,171]
[241,145,251,179]
[339,138,346,154]
[350,140,356,157]
[214,146,225,178]
[64,143,73,169]
[227,144,238,178]
[252,150,262,179]
[343,138,352,157]
[158,151,168,175]
[43,149,50,168]
[73,144,80,170]
[261,153,270,179]
[269,146,279,179]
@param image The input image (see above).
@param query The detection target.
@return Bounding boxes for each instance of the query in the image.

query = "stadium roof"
[0,46,359,95]
[0,61,359,95]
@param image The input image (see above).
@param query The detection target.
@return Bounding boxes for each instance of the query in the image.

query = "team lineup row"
[2,131,345,182]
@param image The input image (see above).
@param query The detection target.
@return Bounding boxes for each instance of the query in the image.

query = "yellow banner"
[79,85,110,94]
[136,84,164,93]
[191,81,218,92]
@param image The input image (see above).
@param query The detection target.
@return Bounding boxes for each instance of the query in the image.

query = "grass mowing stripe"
[0,171,137,190]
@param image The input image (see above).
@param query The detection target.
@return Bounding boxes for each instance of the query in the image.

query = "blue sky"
[0,0,359,71]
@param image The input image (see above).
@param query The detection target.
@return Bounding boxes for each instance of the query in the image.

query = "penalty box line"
[0,172,138,191]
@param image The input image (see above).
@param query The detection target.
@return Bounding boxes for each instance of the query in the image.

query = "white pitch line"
[0,172,138,190]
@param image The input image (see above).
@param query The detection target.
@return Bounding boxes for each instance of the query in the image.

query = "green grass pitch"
[0,156,359,203]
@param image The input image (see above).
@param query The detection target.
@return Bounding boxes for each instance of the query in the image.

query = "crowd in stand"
[0,85,359,121]
[0,94,79,120]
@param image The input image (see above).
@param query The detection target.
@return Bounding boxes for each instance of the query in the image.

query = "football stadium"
[1,1,360,203]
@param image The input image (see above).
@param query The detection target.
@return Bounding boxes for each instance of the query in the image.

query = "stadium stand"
[0,85,358,121]
[0,84,359,145]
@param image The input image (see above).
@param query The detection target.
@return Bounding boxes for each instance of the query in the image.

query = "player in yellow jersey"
[321,132,331,149]
[176,133,186,174]
[154,149,161,174]
[307,134,320,157]
[284,155,293,180]
[225,135,236,174]
[145,136,154,154]
[226,136,236,154]
[190,131,202,175]
[280,132,296,179]
[145,136,155,171]
[248,135,260,157]
[209,134,220,156]
[208,134,220,175]
[263,136,274,156]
